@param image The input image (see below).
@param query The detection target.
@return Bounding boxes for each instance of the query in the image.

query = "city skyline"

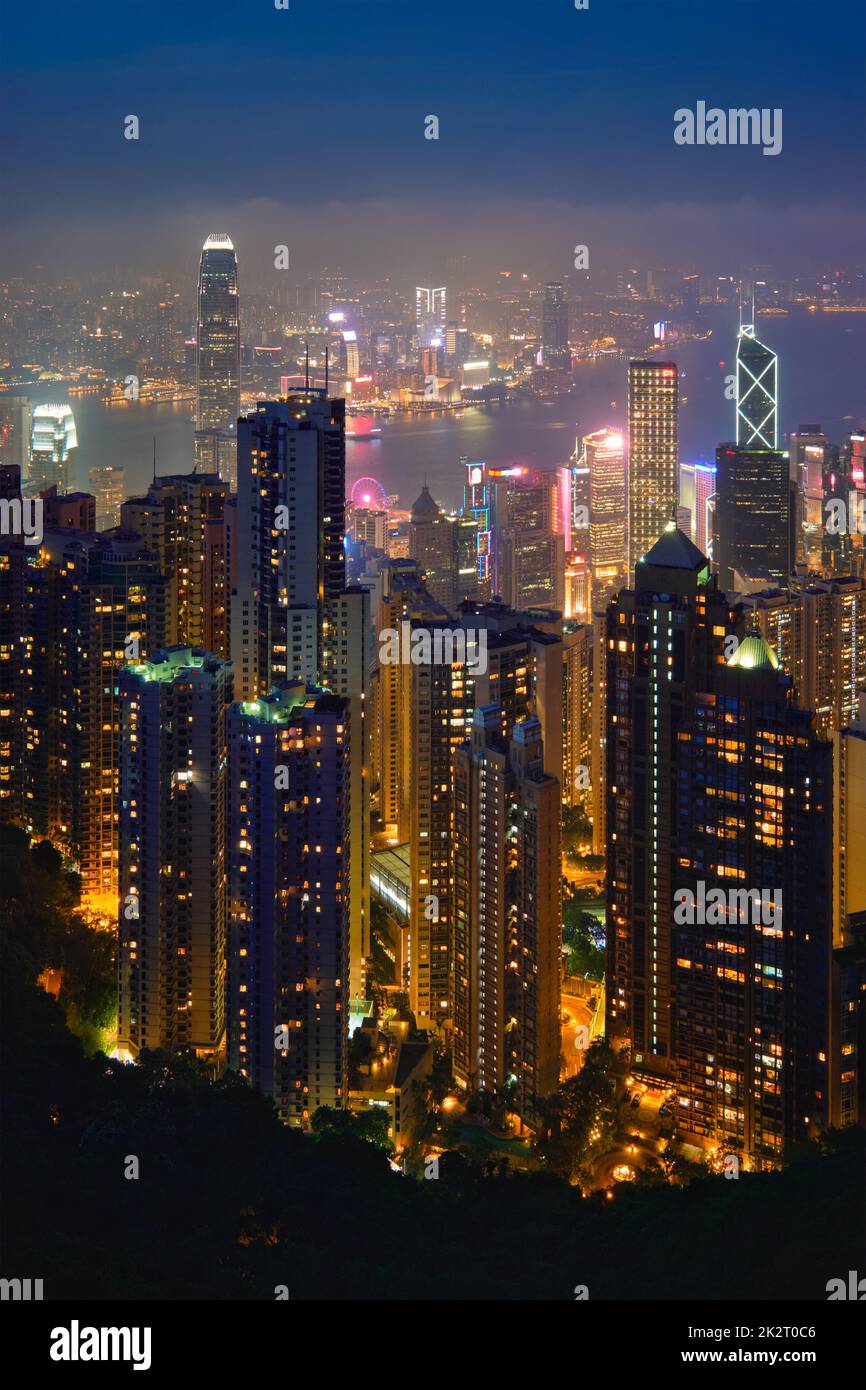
[2,0,865,1334]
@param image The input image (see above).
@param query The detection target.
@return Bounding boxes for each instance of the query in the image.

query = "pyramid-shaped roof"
[727,632,780,673]
[641,525,708,571]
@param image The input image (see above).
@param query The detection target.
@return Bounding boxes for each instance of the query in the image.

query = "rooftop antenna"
[304,342,309,390]
[324,344,329,393]
[152,435,157,483]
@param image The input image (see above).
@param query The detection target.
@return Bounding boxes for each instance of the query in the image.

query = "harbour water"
[5,306,865,512]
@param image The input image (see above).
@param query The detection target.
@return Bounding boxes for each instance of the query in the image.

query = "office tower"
[800,578,866,734]
[452,710,561,1123]
[606,526,738,1075]
[583,428,627,607]
[322,587,372,998]
[415,286,446,347]
[410,485,453,607]
[681,273,700,324]
[821,435,862,575]
[408,487,481,614]
[736,322,778,450]
[117,647,231,1060]
[348,505,388,554]
[462,459,493,597]
[0,396,33,472]
[491,467,564,613]
[156,299,176,367]
[29,403,77,493]
[713,444,792,589]
[232,392,346,700]
[606,528,843,1162]
[196,233,240,436]
[567,444,591,563]
[542,282,569,368]
[193,428,237,493]
[693,463,716,558]
[89,465,124,531]
[561,622,593,809]
[226,684,350,1126]
[628,361,678,570]
[563,553,591,623]
[789,426,828,550]
[341,329,360,380]
[121,472,229,650]
[678,463,696,536]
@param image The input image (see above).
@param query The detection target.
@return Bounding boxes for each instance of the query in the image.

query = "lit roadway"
[560,995,595,1078]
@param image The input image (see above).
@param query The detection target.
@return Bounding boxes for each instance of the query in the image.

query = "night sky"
[3,0,865,277]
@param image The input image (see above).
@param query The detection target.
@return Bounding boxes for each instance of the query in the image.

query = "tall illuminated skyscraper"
[415,286,446,347]
[196,234,240,435]
[605,529,846,1163]
[582,427,627,606]
[89,465,124,531]
[29,404,77,493]
[452,709,561,1123]
[117,647,231,1061]
[232,392,346,699]
[628,361,678,570]
[542,282,569,368]
[227,683,350,1126]
[713,444,792,589]
[736,322,778,450]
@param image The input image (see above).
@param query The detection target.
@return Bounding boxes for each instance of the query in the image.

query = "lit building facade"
[227,685,350,1127]
[117,647,231,1060]
[628,361,678,571]
[452,710,561,1124]
[196,233,240,436]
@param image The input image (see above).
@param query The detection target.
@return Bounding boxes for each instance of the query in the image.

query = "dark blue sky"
[3,0,865,277]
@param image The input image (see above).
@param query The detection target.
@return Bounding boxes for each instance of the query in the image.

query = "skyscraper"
[232,392,346,699]
[583,428,627,607]
[628,361,679,570]
[452,709,561,1123]
[89,465,124,531]
[121,472,229,651]
[227,684,350,1127]
[117,647,231,1061]
[713,444,792,589]
[736,323,778,450]
[606,526,737,1074]
[415,286,446,347]
[606,529,844,1163]
[196,234,240,436]
[29,404,77,493]
[542,282,569,368]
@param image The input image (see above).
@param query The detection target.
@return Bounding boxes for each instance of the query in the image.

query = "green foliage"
[0,826,117,1050]
[535,1040,619,1182]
